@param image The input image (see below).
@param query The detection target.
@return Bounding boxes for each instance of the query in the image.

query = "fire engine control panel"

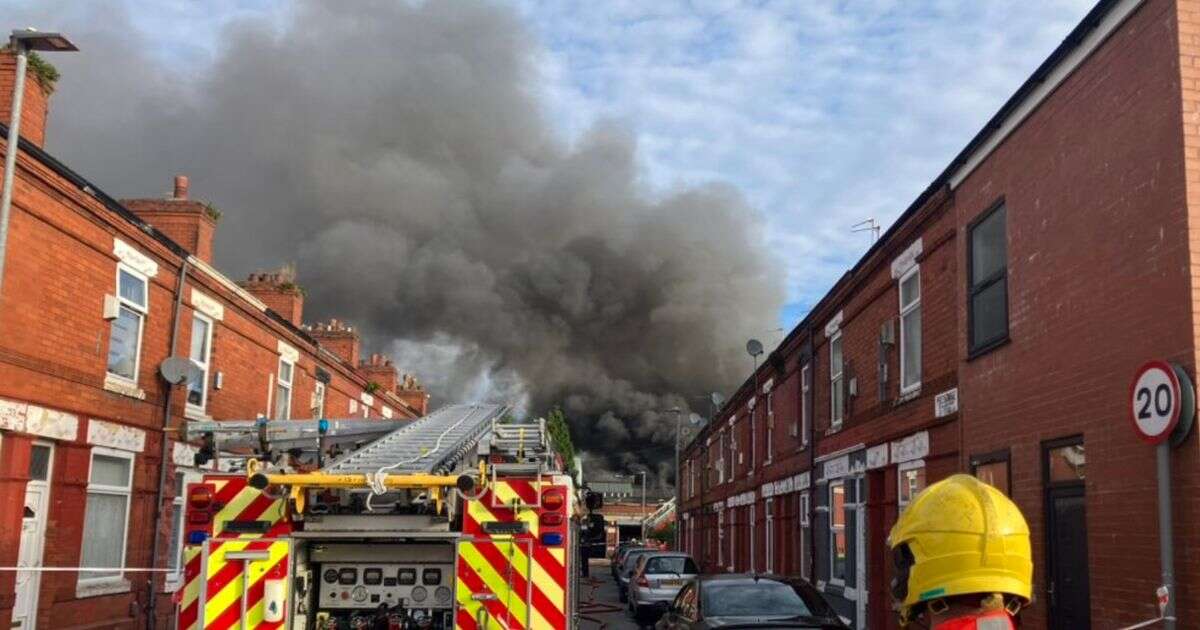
[318,562,454,609]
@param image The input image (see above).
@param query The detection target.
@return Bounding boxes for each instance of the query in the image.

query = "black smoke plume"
[13,0,785,488]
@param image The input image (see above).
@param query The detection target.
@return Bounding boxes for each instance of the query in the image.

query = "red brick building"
[0,53,429,628]
[681,0,1200,628]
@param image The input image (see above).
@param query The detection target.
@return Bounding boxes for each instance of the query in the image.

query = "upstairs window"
[830,333,844,427]
[106,267,148,382]
[900,267,922,393]
[186,314,213,411]
[764,391,774,463]
[800,363,811,445]
[274,358,294,420]
[312,381,326,418]
[969,203,1008,354]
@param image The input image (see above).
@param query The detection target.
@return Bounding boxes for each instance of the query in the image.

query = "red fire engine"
[176,404,583,630]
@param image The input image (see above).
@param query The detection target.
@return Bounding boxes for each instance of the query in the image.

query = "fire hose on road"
[578,575,624,629]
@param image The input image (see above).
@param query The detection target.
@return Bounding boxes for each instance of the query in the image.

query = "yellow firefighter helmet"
[887,474,1033,625]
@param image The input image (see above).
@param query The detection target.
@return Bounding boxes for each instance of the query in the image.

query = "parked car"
[655,574,849,629]
[612,544,646,580]
[617,548,657,602]
[627,552,699,624]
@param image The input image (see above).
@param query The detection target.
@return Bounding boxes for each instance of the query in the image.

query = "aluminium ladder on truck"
[176,404,509,630]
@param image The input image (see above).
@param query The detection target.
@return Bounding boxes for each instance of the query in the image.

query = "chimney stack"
[306,318,361,366]
[0,50,51,148]
[122,175,217,263]
[395,374,429,416]
[357,353,400,395]
[239,266,305,326]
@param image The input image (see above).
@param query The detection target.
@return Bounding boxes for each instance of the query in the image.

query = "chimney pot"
[174,175,189,200]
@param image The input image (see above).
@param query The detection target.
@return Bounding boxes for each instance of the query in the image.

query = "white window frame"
[899,265,922,394]
[764,391,774,464]
[800,363,811,445]
[799,492,811,580]
[717,509,725,568]
[312,381,326,418]
[729,508,737,571]
[749,408,756,471]
[166,467,204,591]
[897,459,927,513]
[828,479,846,586]
[78,447,134,589]
[765,498,774,573]
[106,264,149,385]
[274,358,294,420]
[830,332,844,428]
[749,504,756,573]
[725,429,734,482]
[717,432,726,485]
[185,312,214,414]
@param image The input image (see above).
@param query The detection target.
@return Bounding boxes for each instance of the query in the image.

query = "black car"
[655,574,849,629]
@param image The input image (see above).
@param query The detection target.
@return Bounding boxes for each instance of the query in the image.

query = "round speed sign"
[1130,361,1182,444]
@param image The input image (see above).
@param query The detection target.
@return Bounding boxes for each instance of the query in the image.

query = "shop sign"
[891,431,929,464]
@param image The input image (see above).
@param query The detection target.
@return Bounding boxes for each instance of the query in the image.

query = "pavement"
[577,559,641,630]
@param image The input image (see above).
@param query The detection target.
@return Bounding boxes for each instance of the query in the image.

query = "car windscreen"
[701,581,824,618]
[644,556,699,575]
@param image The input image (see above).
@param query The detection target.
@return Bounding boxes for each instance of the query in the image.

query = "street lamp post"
[0,29,76,303]
[635,471,647,540]
[665,407,682,550]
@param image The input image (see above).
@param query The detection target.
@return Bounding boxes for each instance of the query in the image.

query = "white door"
[13,443,52,630]
[853,476,867,630]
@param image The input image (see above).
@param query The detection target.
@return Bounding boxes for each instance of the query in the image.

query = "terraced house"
[680,0,1200,627]
[0,51,428,628]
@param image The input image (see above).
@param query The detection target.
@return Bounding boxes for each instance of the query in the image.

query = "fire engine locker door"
[198,538,291,630]
[13,443,53,630]
[456,537,533,630]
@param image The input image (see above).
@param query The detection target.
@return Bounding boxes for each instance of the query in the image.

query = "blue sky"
[14,0,1096,329]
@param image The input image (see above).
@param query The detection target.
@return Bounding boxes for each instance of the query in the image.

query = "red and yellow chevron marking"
[455,479,570,630]
[177,475,291,630]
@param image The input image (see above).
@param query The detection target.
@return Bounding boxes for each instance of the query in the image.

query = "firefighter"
[888,474,1033,630]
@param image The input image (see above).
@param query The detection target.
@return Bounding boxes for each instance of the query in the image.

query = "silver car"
[628,552,699,623]
[617,548,658,603]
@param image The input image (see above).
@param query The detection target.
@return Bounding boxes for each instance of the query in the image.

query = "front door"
[852,475,867,630]
[13,443,53,630]
[1044,438,1090,629]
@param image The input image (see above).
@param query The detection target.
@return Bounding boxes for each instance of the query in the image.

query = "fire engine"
[175,403,584,630]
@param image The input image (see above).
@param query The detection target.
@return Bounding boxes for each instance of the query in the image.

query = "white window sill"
[76,576,131,598]
[103,374,145,400]
[184,406,212,421]
[895,387,922,405]
[162,576,183,593]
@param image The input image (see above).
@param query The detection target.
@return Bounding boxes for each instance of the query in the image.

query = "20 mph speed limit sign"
[1130,361,1183,444]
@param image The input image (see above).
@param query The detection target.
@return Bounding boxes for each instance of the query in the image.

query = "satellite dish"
[159,356,192,385]
[746,339,764,357]
[710,391,725,407]
[688,412,703,426]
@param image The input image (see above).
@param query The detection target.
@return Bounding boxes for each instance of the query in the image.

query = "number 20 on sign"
[1130,361,1182,444]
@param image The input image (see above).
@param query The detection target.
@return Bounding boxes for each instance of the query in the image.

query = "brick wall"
[0,51,49,148]
[0,131,426,628]
[955,1,1195,627]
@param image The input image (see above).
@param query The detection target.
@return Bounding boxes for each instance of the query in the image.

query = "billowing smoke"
[14,0,785,487]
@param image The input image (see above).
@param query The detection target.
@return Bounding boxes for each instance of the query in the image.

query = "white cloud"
[509,0,1096,318]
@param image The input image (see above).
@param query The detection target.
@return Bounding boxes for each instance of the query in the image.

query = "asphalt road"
[578,560,641,630]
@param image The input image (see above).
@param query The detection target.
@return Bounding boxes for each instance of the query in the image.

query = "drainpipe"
[146,257,189,629]
[804,336,818,583]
